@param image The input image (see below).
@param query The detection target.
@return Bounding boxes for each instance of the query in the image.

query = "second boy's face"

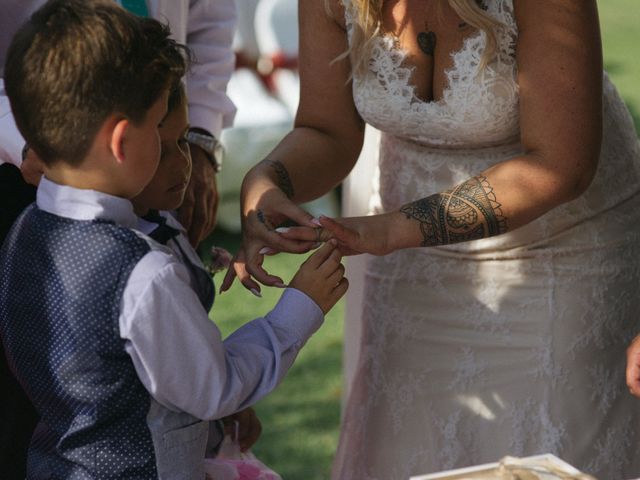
[132,99,192,213]
[123,90,169,198]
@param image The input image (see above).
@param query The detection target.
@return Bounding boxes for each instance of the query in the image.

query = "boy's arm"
[120,250,323,420]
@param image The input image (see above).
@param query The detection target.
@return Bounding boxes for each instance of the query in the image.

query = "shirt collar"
[37,176,138,229]
[136,210,186,235]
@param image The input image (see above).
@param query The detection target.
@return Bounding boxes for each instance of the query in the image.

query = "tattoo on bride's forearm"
[269,160,295,199]
[399,175,507,246]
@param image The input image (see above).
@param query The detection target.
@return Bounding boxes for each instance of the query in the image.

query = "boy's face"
[132,99,192,214]
[122,90,169,198]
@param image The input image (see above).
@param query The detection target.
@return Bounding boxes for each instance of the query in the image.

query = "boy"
[132,80,259,460]
[0,1,347,478]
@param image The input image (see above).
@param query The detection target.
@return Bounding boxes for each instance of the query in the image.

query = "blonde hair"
[338,0,501,76]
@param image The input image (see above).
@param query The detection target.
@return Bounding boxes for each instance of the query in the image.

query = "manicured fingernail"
[250,288,262,298]
[258,247,272,255]
[275,227,290,233]
[274,282,287,288]
[310,217,322,226]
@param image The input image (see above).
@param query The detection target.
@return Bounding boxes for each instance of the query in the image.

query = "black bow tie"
[143,211,180,245]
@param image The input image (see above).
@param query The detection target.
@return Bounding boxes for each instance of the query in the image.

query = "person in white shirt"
[0,2,347,477]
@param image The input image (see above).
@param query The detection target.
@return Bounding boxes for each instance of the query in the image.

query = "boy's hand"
[222,407,262,452]
[290,240,348,314]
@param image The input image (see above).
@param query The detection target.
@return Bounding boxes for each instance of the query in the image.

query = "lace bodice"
[344,0,520,148]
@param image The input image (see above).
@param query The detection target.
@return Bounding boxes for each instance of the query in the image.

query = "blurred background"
[203,1,640,478]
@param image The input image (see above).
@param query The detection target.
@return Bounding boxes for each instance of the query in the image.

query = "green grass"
[599,0,640,131]
[203,5,640,477]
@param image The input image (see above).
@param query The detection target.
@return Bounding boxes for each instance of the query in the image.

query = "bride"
[223,0,640,478]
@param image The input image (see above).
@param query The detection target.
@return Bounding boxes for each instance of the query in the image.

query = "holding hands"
[220,163,408,296]
[278,214,405,257]
[221,165,320,295]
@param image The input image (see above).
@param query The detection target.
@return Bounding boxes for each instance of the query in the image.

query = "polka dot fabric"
[0,205,158,478]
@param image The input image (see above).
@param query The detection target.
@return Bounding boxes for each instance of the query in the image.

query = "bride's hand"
[277,213,405,256]
[220,172,318,294]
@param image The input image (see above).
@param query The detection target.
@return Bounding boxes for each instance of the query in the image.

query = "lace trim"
[343,0,520,147]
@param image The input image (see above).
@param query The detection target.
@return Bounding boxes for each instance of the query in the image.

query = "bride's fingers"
[220,263,238,293]
[275,226,331,245]
[258,246,278,256]
[244,248,286,289]
[318,215,360,245]
[232,255,263,296]
[261,227,321,254]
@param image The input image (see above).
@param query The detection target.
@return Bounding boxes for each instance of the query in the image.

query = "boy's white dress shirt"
[0,0,236,166]
[36,177,324,420]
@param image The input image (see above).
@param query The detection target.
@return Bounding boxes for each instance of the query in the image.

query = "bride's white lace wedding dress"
[332,1,640,479]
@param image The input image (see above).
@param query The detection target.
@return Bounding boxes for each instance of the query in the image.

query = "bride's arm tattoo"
[268,160,295,199]
[400,175,507,246]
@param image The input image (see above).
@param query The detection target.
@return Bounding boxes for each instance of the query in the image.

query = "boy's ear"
[110,118,130,164]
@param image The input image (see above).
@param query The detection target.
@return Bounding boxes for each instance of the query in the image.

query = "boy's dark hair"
[4,0,189,166]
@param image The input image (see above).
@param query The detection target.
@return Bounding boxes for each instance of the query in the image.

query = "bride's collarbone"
[381,1,477,103]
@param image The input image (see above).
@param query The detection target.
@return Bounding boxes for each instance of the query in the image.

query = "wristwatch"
[186,129,224,173]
